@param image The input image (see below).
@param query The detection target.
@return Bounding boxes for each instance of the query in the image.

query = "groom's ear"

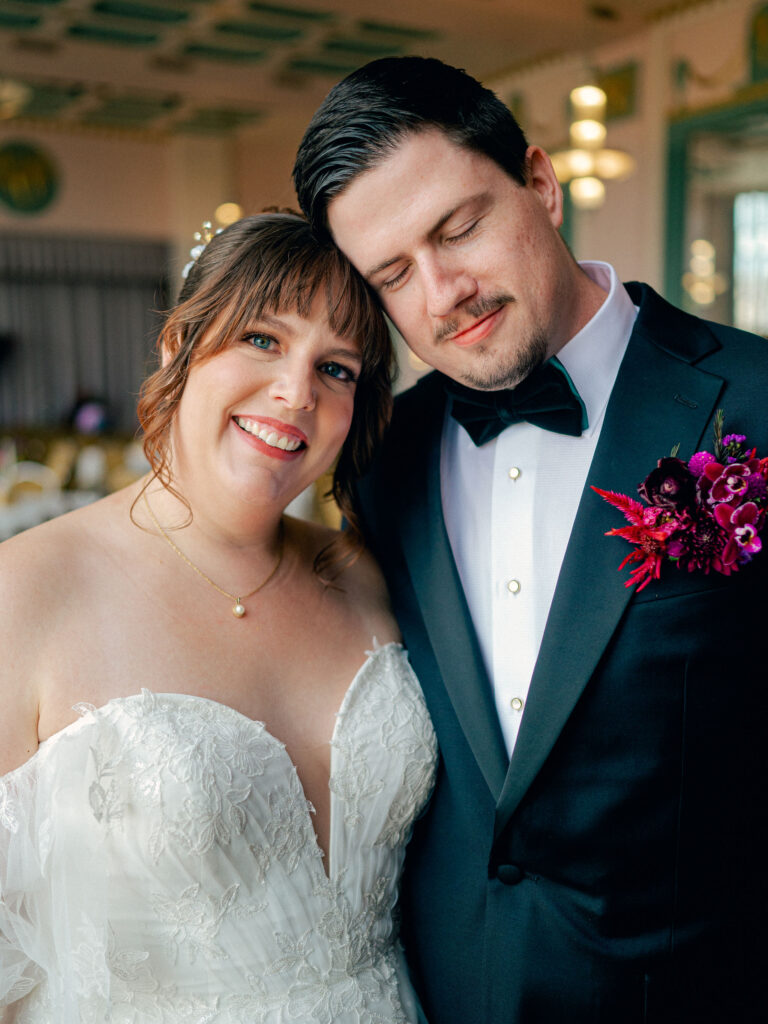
[526,145,564,230]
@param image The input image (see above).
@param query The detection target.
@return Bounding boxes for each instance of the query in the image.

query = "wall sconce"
[682,239,728,306]
[550,84,635,210]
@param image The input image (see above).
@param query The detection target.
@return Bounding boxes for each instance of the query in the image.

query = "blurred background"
[1,0,768,532]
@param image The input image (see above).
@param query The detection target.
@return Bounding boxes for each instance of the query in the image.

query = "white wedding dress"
[0,643,437,1023]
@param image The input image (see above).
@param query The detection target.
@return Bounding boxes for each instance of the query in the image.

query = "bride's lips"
[232,415,308,461]
[448,305,506,348]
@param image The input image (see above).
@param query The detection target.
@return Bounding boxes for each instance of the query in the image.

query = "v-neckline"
[17,642,401,882]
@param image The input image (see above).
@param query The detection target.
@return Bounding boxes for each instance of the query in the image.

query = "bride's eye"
[320,361,357,383]
[243,333,276,351]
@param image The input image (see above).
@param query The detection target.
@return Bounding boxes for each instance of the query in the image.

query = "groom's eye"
[381,266,410,291]
[447,220,480,244]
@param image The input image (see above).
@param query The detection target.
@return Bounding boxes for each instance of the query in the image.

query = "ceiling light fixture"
[550,84,635,210]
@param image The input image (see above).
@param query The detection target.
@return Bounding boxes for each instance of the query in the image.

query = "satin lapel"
[398,377,509,801]
[494,288,725,833]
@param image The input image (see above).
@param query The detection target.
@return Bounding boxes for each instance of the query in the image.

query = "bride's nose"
[268,360,317,411]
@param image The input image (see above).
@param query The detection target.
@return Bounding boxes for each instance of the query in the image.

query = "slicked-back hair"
[137,212,393,578]
[293,55,529,238]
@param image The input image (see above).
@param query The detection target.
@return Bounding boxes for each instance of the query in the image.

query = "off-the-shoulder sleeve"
[0,757,48,1007]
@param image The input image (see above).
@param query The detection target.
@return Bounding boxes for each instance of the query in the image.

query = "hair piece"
[293,55,529,237]
[137,212,393,579]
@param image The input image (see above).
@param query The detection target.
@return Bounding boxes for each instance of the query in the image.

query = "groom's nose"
[420,254,477,319]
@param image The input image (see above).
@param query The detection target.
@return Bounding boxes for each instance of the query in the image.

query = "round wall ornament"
[0,140,59,214]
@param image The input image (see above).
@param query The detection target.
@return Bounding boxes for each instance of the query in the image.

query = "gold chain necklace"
[143,491,284,618]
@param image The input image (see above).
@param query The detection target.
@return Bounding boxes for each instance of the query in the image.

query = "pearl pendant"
[233,602,246,618]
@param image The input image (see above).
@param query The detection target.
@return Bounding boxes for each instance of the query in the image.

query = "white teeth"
[234,418,302,451]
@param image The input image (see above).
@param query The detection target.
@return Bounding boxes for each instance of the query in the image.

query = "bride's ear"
[160,331,181,368]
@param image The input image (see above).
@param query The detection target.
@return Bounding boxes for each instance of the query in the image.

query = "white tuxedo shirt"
[441,261,638,757]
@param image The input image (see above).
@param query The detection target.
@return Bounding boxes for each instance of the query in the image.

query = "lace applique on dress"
[0,643,437,1023]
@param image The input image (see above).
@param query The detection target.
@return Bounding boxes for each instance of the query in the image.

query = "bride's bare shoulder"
[0,516,83,774]
[0,494,134,773]
[0,489,136,637]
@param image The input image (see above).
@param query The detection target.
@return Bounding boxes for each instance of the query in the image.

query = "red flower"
[592,487,678,591]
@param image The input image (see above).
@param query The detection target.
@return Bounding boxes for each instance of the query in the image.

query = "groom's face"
[327,129,577,391]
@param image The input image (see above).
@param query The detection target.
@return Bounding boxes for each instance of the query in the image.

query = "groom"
[293,57,768,1023]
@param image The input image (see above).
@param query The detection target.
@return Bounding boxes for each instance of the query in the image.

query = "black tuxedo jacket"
[354,284,768,1023]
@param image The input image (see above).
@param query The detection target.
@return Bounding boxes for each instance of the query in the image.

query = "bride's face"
[170,294,363,513]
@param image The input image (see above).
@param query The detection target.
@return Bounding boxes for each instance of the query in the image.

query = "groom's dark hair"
[293,55,529,238]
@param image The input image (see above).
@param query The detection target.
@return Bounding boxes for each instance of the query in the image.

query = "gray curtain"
[0,233,170,433]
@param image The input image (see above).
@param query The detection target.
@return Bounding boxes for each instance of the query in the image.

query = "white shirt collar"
[556,261,638,438]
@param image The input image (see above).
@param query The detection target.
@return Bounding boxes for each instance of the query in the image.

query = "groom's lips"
[448,306,506,348]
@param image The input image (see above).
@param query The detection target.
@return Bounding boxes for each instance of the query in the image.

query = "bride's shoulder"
[0,495,103,584]
[0,490,131,631]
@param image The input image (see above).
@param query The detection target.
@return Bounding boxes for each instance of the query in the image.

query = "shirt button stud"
[510,697,524,712]
[508,466,521,480]
[507,579,521,594]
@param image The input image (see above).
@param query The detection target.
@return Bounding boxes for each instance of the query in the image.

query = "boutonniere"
[592,411,768,591]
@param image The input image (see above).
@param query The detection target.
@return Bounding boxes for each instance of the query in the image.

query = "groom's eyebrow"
[364,195,487,281]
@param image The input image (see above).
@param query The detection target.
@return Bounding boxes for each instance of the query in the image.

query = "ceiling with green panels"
[0,1,689,138]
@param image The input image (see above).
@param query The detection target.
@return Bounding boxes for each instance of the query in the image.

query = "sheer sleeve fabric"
[0,714,115,1019]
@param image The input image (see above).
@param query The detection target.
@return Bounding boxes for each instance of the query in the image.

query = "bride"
[0,213,437,1023]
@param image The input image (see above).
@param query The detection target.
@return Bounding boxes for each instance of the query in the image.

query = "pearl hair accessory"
[181,220,223,280]
[143,491,284,618]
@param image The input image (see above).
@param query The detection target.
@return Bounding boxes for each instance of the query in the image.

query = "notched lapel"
[396,376,509,801]
[494,286,725,834]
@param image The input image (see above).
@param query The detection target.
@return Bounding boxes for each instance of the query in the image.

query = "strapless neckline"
[27,639,398,765]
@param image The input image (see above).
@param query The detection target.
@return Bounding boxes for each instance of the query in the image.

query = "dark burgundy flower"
[638,457,696,511]
[667,508,730,575]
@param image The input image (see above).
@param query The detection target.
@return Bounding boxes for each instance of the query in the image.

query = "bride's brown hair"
[137,212,393,579]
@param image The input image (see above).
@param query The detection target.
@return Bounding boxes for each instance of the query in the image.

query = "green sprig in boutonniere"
[592,411,767,591]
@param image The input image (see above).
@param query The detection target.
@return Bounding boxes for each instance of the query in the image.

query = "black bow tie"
[445,357,588,446]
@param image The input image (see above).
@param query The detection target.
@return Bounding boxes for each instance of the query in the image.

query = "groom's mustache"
[433,294,514,343]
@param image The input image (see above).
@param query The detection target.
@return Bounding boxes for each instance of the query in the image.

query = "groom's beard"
[434,294,549,392]
[460,331,548,391]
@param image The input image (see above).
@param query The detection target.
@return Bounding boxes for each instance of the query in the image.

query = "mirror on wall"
[666,97,768,338]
